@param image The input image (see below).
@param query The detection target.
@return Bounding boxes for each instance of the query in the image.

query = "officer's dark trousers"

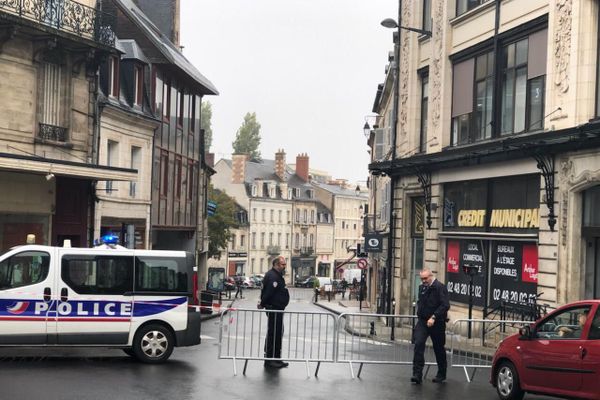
[412,319,447,377]
[265,311,284,359]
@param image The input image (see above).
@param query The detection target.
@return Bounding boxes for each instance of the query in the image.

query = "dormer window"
[252,184,257,197]
[307,189,314,199]
[288,188,293,199]
[269,186,276,198]
[134,64,143,106]
[294,188,300,197]
[109,56,119,98]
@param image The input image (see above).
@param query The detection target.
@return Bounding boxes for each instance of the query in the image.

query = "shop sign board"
[446,239,486,307]
[489,241,538,307]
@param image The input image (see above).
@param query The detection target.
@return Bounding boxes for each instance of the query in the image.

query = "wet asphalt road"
[0,291,558,400]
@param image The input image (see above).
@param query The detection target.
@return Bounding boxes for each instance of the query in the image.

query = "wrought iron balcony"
[300,246,313,257]
[38,123,67,142]
[266,245,280,256]
[0,0,115,47]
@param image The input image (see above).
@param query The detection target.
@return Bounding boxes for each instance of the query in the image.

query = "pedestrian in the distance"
[412,268,450,384]
[258,256,290,368]
[340,277,348,299]
[234,275,243,299]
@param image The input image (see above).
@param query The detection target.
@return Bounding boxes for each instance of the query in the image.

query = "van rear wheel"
[133,324,174,364]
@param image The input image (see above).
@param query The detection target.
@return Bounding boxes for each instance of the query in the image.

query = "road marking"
[200,335,216,340]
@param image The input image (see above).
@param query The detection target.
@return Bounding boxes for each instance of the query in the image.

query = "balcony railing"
[0,0,115,46]
[300,246,313,257]
[38,123,67,142]
[267,245,280,256]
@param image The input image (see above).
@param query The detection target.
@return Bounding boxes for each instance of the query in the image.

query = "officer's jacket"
[260,268,290,310]
[417,279,450,322]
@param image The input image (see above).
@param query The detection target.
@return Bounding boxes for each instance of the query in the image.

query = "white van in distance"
[0,242,200,363]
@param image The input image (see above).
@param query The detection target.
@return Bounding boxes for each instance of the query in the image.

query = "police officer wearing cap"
[412,268,450,384]
[258,256,290,368]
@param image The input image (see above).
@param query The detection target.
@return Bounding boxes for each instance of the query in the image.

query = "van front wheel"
[133,324,174,363]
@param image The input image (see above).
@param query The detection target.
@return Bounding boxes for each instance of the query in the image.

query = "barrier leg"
[305,360,310,378]
[463,367,477,383]
[232,358,237,376]
[424,365,431,379]
[357,362,364,378]
[315,361,321,378]
[349,361,355,379]
[242,359,248,376]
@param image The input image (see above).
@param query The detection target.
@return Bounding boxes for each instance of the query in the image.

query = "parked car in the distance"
[491,300,600,400]
[250,275,263,288]
[295,276,317,288]
[242,276,255,288]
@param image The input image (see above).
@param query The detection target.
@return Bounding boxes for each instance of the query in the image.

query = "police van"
[0,239,200,363]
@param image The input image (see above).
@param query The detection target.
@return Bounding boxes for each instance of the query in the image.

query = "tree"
[232,112,261,161]
[207,185,238,259]
[201,101,213,151]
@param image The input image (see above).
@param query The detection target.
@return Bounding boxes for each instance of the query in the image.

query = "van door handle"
[60,288,68,302]
[43,287,51,302]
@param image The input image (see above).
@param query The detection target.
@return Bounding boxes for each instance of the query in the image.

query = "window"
[0,251,50,290]
[278,210,282,223]
[456,0,491,17]
[451,28,547,145]
[187,161,195,200]
[153,69,162,114]
[190,95,197,133]
[134,64,143,106]
[135,256,188,293]
[160,151,169,197]
[501,32,547,134]
[295,233,300,249]
[311,210,315,224]
[277,233,281,246]
[260,233,265,249]
[295,209,300,223]
[309,234,314,248]
[240,235,245,247]
[231,234,236,249]
[269,187,275,198]
[420,73,429,152]
[164,82,171,120]
[106,140,119,194]
[251,232,256,249]
[287,211,291,223]
[286,233,290,249]
[269,233,273,246]
[252,185,257,197]
[303,210,308,223]
[251,258,255,273]
[109,56,119,97]
[178,90,185,127]
[175,157,182,199]
[62,255,133,295]
[261,209,266,222]
[130,146,141,198]
[270,209,274,222]
[288,188,293,199]
[535,306,591,340]
[253,208,257,221]
[423,0,431,33]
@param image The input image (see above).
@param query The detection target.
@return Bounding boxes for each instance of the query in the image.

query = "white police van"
[0,239,200,363]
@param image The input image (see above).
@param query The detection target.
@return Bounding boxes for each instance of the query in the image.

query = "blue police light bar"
[101,234,120,245]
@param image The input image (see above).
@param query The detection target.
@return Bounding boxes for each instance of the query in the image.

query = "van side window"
[62,256,133,295]
[0,252,50,290]
[135,257,188,293]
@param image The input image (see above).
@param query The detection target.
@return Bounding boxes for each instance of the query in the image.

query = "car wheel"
[132,324,174,364]
[496,361,524,400]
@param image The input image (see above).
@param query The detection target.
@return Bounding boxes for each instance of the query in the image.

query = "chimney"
[295,153,309,182]
[275,149,286,179]
[133,0,181,46]
[205,153,215,168]
[231,154,249,184]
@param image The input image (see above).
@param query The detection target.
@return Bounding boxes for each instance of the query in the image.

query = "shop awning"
[0,152,137,181]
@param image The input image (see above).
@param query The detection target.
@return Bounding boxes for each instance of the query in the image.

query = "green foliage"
[232,112,262,161]
[208,185,238,259]
[201,101,213,151]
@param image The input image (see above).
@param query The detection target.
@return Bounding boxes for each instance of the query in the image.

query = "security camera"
[45,173,55,181]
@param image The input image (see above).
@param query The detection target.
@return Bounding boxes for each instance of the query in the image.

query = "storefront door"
[584,237,600,299]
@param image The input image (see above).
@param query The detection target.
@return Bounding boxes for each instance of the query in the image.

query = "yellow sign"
[458,209,486,227]
[457,208,539,229]
[490,208,539,229]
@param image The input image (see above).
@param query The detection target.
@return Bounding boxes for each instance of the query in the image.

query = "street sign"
[364,233,384,253]
[357,258,368,269]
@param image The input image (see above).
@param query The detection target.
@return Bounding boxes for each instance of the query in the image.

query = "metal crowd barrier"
[336,313,440,378]
[218,308,337,377]
[449,319,530,382]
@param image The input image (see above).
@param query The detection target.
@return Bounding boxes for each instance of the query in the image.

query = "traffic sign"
[357,258,368,269]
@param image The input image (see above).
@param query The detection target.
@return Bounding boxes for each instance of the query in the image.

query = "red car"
[491,300,600,400]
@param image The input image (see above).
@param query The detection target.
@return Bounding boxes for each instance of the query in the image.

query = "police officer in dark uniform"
[258,256,290,368]
[412,268,450,384]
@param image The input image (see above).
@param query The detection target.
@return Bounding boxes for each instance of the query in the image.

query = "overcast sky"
[180,0,397,184]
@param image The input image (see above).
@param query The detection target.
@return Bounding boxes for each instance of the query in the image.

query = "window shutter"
[374,128,385,160]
